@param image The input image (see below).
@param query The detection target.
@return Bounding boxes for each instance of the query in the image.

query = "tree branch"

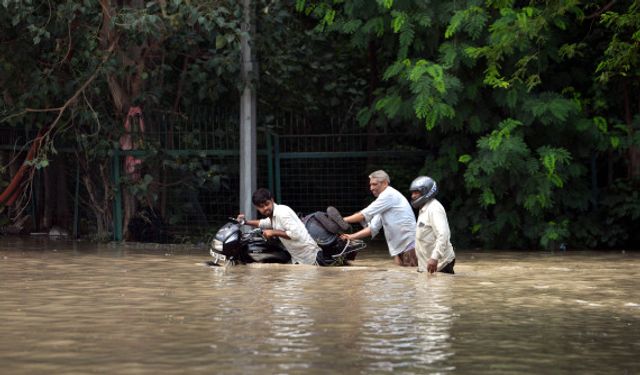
[585,0,617,20]
[1,39,118,126]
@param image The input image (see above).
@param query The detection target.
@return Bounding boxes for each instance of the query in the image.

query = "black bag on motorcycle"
[303,212,340,248]
[302,210,358,261]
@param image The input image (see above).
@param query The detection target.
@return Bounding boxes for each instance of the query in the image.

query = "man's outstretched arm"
[343,212,365,224]
[340,226,371,241]
[236,214,262,228]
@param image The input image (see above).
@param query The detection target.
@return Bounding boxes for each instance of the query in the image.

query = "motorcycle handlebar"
[228,217,264,238]
[228,217,246,225]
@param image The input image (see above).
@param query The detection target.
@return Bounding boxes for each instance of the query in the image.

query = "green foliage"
[538,146,572,188]
[256,1,369,114]
[445,6,487,40]
[596,1,640,83]
[300,0,640,250]
[572,180,640,248]
[540,219,570,249]
[524,93,579,126]
[2,0,639,248]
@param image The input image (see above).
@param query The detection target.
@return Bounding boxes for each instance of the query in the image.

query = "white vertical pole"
[239,0,257,219]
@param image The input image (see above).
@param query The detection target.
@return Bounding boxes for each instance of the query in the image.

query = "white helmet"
[409,176,438,209]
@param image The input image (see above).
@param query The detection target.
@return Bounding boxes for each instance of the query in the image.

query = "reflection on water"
[1,237,639,374]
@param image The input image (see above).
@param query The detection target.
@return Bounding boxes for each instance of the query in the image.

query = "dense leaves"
[297,0,640,249]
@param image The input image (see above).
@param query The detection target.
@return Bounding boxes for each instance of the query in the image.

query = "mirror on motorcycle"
[229,217,246,225]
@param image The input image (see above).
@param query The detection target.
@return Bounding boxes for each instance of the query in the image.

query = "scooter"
[208,207,366,266]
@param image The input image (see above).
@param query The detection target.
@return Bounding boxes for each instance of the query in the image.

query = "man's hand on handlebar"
[340,233,355,241]
[235,214,246,225]
[262,229,276,239]
[261,229,290,240]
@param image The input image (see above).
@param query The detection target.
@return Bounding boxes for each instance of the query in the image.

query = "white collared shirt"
[360,186,416,256]
[415,198,455,272]
[258,203,320,265]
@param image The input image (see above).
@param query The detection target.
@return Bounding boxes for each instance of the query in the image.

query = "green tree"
[1,0,243,239]
[296,0,639,249]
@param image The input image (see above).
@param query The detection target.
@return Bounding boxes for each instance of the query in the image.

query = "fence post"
[274,134,281,202]
[73,160,79,239]
[239,0,257,219]
[112,149,123,241]
[267,132,274,192]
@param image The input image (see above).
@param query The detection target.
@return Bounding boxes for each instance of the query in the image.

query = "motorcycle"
[208,207,366,266]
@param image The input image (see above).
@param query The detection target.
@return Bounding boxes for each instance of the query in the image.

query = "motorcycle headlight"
[212,239,224,252]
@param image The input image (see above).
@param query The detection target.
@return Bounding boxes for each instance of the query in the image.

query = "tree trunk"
[39,158,69,230]
[100,0,149,240]
[81,164,112,240]
[42,164,53,229]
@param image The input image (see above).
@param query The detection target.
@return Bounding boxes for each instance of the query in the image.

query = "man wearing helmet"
[409,176,456,274]
[339,170,418,266]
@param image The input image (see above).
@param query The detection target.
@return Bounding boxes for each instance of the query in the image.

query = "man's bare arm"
[340,226,371,241]
[237,214,261,227]
[343,212,365,224]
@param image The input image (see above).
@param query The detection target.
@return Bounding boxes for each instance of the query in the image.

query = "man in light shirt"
[340,170,418,266]
[409,176,456,274]
[238,188,323,265]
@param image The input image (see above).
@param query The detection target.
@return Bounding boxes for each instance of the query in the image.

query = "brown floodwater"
[0,237,639,374]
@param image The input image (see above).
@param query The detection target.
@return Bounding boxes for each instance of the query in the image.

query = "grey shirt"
[360,186,416,256]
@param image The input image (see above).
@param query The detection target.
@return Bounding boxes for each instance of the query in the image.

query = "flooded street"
[1,237,639,374]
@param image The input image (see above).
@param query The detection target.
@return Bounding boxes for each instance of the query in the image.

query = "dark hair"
[252,188,274,205]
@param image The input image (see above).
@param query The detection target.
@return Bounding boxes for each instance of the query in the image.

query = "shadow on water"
[1,236,639,374]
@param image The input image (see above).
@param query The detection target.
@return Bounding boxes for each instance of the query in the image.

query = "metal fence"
[0,110,429,242]
[273,133,428,216]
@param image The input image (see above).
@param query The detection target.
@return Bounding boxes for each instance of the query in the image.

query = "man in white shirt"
[340,170,418,266]
[409,176,455,274]
[238,188,322,265]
